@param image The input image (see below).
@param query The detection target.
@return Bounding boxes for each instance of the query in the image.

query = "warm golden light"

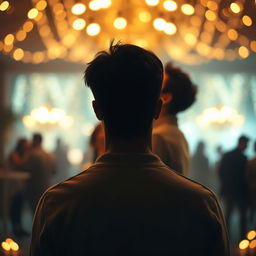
[249,239,256,249]
[5,238,13,244]
[86,23,101,36]
[23,21,34,32]
[207,1,218,11]
[138,11,151,23]
[197,105,244,128]
[72,3,86,15]
[13,48,24,61]
[16,30,27,41]
[239,239,250,250]
[3,44,13,52]
[164,22,177,35]
[247,230,256,240]
[181,4,194,15]
[89,0,101,11]
[230,2,241,13]
[205,10,216,21]
[62,33,76,47]
[250,41,256,52]
[242,15,252,26]
[184,33,197,46]
[4,34,14,45]
[99,0,112,8]
[9,241,19,251]
[113,17,127,30]
[1,241,11,251]
[32,52,45,63]
[0,1,9,11]
[36,0,47,11]
[153,18,166,31]
[163,0,177,11]
[72,18,86,30]
[238,46,249,58]
[27,8,39,19]
[145,0,159,6]
[227,29,238,41]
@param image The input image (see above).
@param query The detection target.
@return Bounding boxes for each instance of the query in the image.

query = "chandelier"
[0,0,255,64]
[22,105,73,130]
[196,105,244,128]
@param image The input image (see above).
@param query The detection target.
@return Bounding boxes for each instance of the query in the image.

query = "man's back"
[30,153,229,256]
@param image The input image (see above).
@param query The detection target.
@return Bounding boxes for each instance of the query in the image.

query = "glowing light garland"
[0,0,255,64]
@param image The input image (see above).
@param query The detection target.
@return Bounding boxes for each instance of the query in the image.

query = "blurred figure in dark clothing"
[8,138,30,237]
[26,133,56,212]
[218,135,249,238]
[52,138,70,184]
[190,141,211,189]
[246,141,256,224]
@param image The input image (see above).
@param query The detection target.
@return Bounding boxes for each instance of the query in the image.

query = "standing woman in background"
[8,138,30,237]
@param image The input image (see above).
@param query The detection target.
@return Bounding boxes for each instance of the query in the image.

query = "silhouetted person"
[8,138,30,237]
[26,133,56,212]
[246,141,256,224]
[30,43,229,256]
[52,138,70,184]
[153,63,197,176]
[218,135,249,238]
[190,141,211,188]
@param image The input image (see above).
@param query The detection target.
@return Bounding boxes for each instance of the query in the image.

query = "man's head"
[84,42,163,139]
[238,135,249,151]
[32,133,43,148]
[161,62,197,115]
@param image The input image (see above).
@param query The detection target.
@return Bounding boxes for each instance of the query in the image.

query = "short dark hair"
[238,135,249,144]
[162,62,197,115]
[33,133,42,144]
[84,42,163,138]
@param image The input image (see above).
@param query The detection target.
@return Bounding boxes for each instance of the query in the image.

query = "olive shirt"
[30,152,229,256]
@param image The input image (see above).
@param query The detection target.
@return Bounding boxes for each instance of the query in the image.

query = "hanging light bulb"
[86,23,101,36]
[72,3,86,15]
[145,0,160,7]
[113,17,127,30]
[163,0,177,11]
[164,22,177,35]
[72,18,86,30]
[181,4,194,15]
[153,18,166,31]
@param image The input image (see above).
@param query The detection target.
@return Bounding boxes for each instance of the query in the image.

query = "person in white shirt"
[153,63,197,176]
[30,43,229,256]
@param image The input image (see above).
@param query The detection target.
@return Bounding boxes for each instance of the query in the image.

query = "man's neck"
[105,133,152,154]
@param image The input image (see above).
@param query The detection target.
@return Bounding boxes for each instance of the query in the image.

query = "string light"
[86,23,101,36]
[163,0,177,11]
[0,1,9,11]
[145,0,159,6]
[0,0,255,64]
[72,18,86,30]
[27,8,39,19]
[71,3,86,15]
[181,4,194,15]
[113,17,127,30]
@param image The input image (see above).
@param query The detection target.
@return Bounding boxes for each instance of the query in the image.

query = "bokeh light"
[113,17,127,30]
[72,3,86,15]
[72,18,86,30]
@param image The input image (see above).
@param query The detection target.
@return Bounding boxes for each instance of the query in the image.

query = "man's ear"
[92,100,103,120]
[153,99,163,120]
[161,92,172,105]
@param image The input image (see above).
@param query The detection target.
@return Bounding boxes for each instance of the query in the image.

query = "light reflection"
[72,3,86,15]
[72,18,86,30]
[113,17,127,30]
